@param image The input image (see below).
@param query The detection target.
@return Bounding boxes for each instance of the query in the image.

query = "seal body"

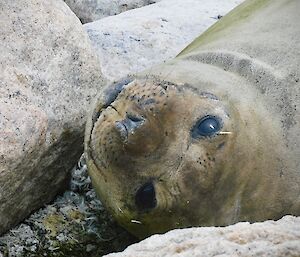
[85,0,300,238]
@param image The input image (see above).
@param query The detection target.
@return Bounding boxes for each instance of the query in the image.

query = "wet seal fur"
[85,0,300,238]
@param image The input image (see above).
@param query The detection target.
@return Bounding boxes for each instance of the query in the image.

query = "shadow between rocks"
[0,155,137,257]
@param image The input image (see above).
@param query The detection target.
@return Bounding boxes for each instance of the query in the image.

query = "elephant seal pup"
[85,0,300,238]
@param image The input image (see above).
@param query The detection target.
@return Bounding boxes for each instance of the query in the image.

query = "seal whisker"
[160,66,176,83]
[117,206,124,213]
[143,66,154,87]
[131,220,142,224]
[218,131,232,135]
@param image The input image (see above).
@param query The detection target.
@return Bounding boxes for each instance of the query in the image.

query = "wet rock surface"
[0,0,105,234]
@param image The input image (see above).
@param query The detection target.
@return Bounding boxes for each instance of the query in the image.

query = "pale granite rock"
[0,0,105,234]
[85,0,244,81]
[64,0,160,24]
[105,216,300,257]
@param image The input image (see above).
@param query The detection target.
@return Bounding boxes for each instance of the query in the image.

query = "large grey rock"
[64,0,160,24]
[105,216,300,257]
[0,0,105,234]
[84,0,244,81]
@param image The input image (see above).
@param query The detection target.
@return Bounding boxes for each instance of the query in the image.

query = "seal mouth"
[135,182,157,211]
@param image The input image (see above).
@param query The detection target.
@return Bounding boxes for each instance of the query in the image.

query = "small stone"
[86,244,96,252]
[56,233,68,242]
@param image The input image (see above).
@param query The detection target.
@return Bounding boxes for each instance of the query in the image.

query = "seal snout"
[115,114,145,142]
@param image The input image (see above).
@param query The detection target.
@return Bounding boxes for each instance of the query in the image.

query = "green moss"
[43,214,67,237]
[0,166,136,257]
[67,210,85,222]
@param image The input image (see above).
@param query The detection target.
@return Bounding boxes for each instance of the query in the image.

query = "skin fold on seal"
[84,0,300,238]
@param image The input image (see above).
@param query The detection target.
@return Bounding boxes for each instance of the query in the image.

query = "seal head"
[85,0,300,238]
[85,74,287,238]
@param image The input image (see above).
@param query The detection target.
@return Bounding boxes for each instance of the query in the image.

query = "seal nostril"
[127,114,144,123]
[123,114,145,133]
[135,182,156,211]
[115,114,145,141]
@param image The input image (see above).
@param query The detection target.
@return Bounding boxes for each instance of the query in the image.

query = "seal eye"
[135,182,156,211]
[191,115,221,138]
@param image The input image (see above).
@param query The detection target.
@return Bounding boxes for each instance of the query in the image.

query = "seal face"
[86,78,241,238]
[85,0,300,238]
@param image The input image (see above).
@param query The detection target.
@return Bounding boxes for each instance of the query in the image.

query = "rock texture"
[64,0,160,24]
[105,216,300,257]
[0,0,105,235]
[84,0,244,81]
